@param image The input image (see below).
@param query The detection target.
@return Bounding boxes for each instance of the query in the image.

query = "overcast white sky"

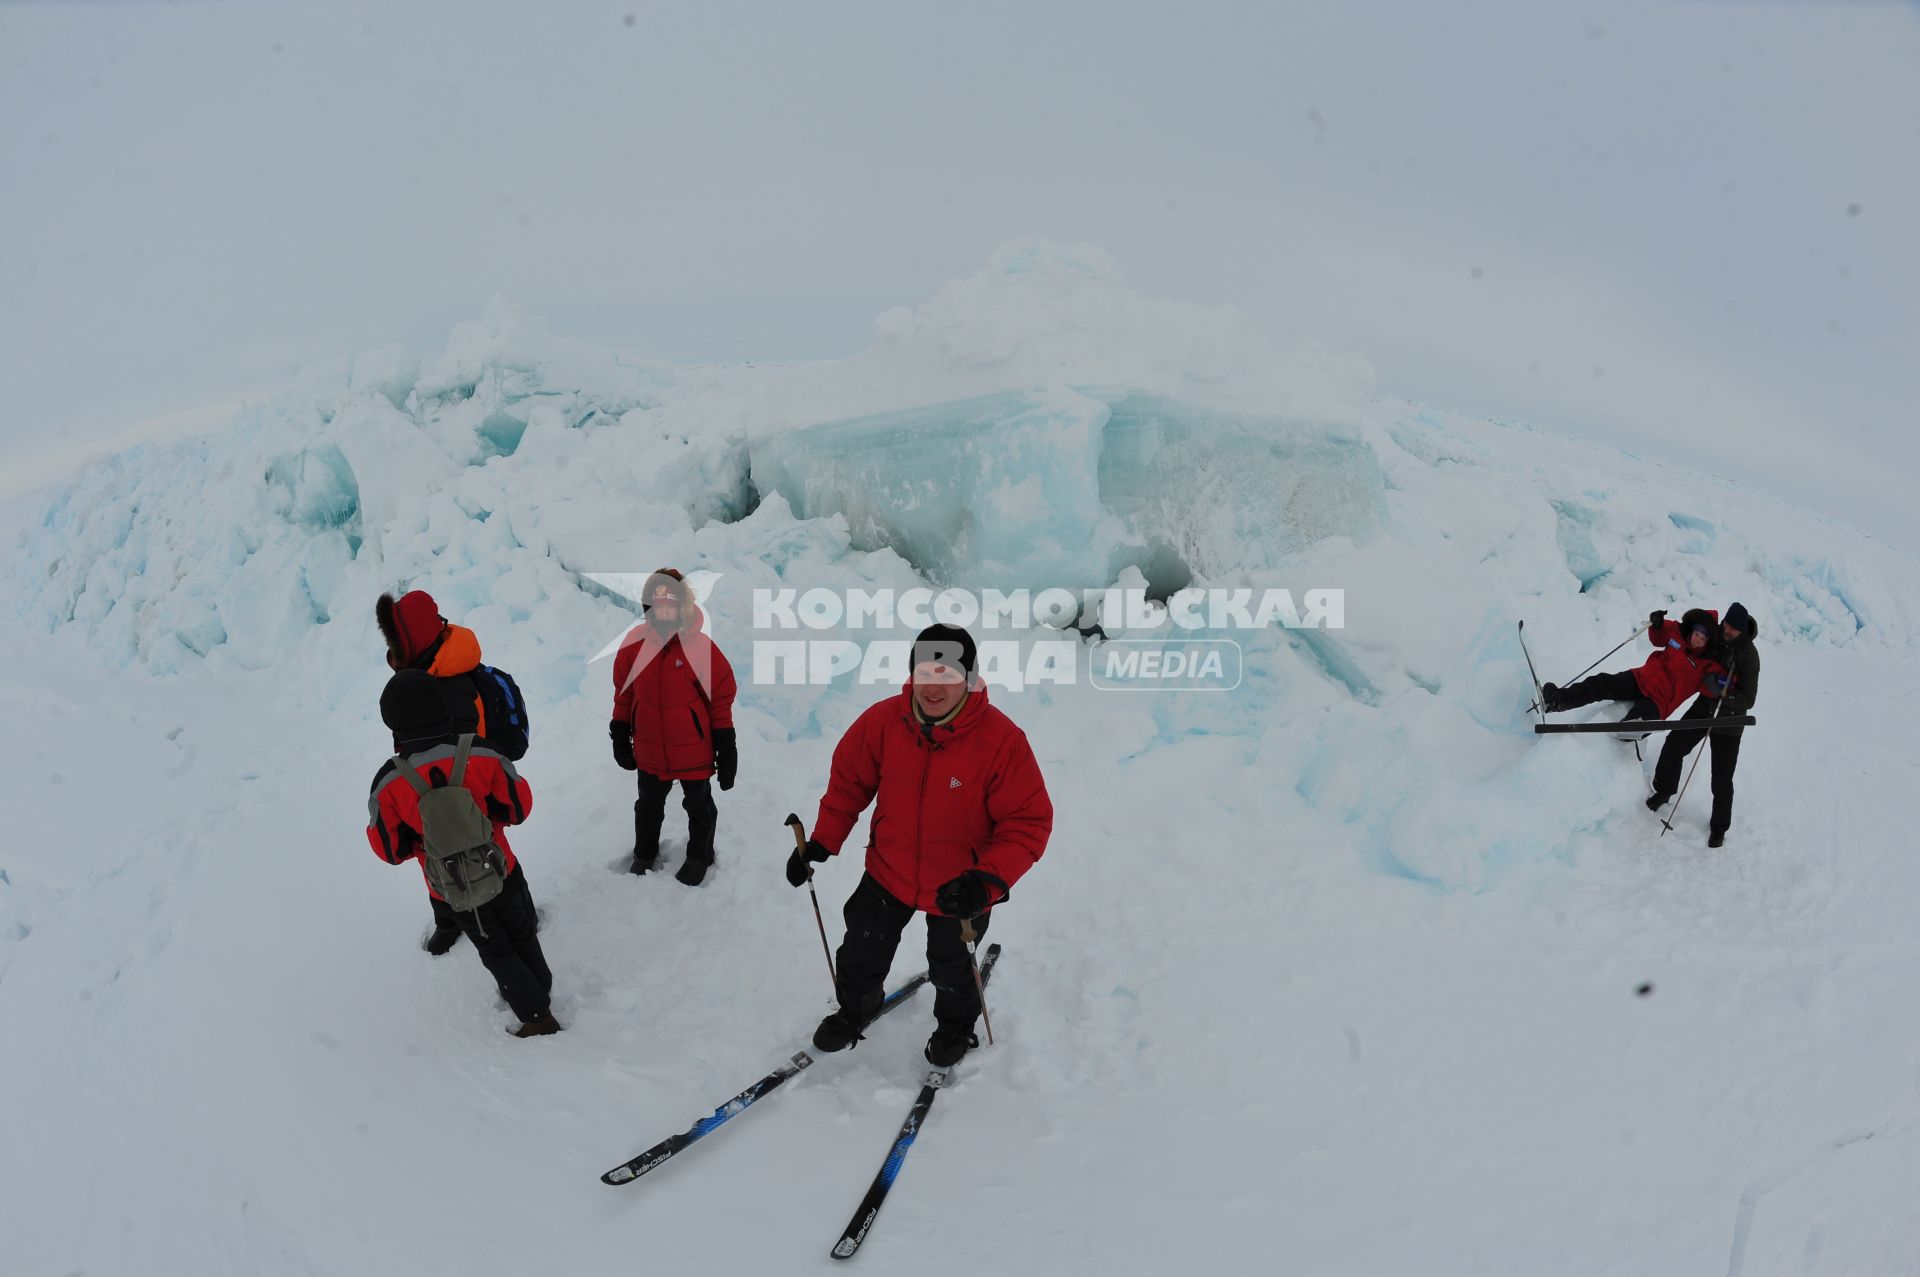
[4,1,1917,539]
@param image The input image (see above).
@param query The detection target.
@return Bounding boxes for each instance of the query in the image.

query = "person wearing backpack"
[367,669,560,1038]
[610,568,738,886]
[377,590,532,955]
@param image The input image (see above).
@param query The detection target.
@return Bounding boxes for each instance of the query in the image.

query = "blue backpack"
[472,664,531,760]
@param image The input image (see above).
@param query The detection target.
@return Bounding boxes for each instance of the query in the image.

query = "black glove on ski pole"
[786,813,837,990]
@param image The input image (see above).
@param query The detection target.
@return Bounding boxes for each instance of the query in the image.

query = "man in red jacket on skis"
[788,624,1053,1068]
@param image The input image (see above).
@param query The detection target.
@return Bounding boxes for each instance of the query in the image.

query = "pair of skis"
[1533,715,1754,735]
[602,944,1003,1262]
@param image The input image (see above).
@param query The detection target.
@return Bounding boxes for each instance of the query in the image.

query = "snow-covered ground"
[4,244,1916,1274]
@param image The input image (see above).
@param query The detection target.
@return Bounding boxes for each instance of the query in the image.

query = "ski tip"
[984,941,1002,959]
[833,1209,879,1260]
[602,1167,635,1186]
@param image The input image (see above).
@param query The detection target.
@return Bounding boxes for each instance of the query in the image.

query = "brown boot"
[511,1011,562,1038]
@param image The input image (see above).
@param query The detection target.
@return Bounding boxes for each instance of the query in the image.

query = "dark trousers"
[635,771,717,865]
[429,892,459,932]
[834,873,991,1033]
[453,866,553,1022]
[1652,700,1745,834]
[1560,670,1657,721]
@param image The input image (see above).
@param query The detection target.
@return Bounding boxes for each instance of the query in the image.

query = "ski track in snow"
[4,246,1919,1274]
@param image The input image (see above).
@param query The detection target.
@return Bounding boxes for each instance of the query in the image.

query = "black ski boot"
[1645,792,1671,812]
[812,1009,866,1053]
[423,924,462,956]
[924,1025,979,1069]
[813,989,882,1052]
[629,846,657,875]
[511,1011,563,1038]
[1708,829,1726,849]
[1539,682,1563,713]
[678,792,718,886]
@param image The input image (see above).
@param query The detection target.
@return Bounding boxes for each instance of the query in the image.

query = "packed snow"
[4,242,1917,1274]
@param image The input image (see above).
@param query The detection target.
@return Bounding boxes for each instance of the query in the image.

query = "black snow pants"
[453,866,554,1023]
[834,873,991,1034]
[1558,669,1658,722]
[634,771,717,868]
[1651,699,1744,835]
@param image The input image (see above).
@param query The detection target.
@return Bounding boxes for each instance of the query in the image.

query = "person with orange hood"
[377,589,489,954]
[610,568,738,886]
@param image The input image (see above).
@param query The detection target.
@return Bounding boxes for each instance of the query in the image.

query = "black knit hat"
[1723,601,1754,637]
[381,669,456,743]
[912,624,977,677]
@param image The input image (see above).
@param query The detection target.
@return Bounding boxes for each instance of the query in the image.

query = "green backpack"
[394,735,508,920]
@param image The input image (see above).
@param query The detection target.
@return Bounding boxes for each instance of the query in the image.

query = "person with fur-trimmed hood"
[610,568,738,886]
[788,624,1053,1070]
[1647,601,1762,847]
[377,589,490,955]
[1541,607,1727,724]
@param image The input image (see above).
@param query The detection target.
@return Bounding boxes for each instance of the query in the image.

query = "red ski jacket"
[611,608,737,781]
[810,682,1053,915]
[1634,610,1726,718]
[367,738,533,899]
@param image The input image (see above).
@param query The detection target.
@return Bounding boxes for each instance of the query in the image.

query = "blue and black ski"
[830,943,1002,1260]
[600,968,934,1186]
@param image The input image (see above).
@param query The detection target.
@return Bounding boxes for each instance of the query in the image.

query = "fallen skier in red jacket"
[1541,607,1726,724]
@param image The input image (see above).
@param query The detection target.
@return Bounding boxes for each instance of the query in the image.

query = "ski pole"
[960,917,995,1047]
[785,813,837,991]
[1562,621,1656,688]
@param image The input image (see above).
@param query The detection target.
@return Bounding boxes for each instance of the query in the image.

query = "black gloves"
[934,870,1005,920]
[1648,609,1667,630]
[609,720,637,771]
[713,727,737,791]
[786,839,831,887]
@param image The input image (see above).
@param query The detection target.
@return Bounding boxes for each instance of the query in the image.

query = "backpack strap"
[392,756,432,796]
[449,733,476,787]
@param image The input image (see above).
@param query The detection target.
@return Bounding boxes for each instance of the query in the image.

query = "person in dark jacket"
[610,568,739,885]
[1542,607,1726,724]
[378,589,490,955]
[367,670,559,1037]
[1647,601,1762,847]
[788,624,1053,1069]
